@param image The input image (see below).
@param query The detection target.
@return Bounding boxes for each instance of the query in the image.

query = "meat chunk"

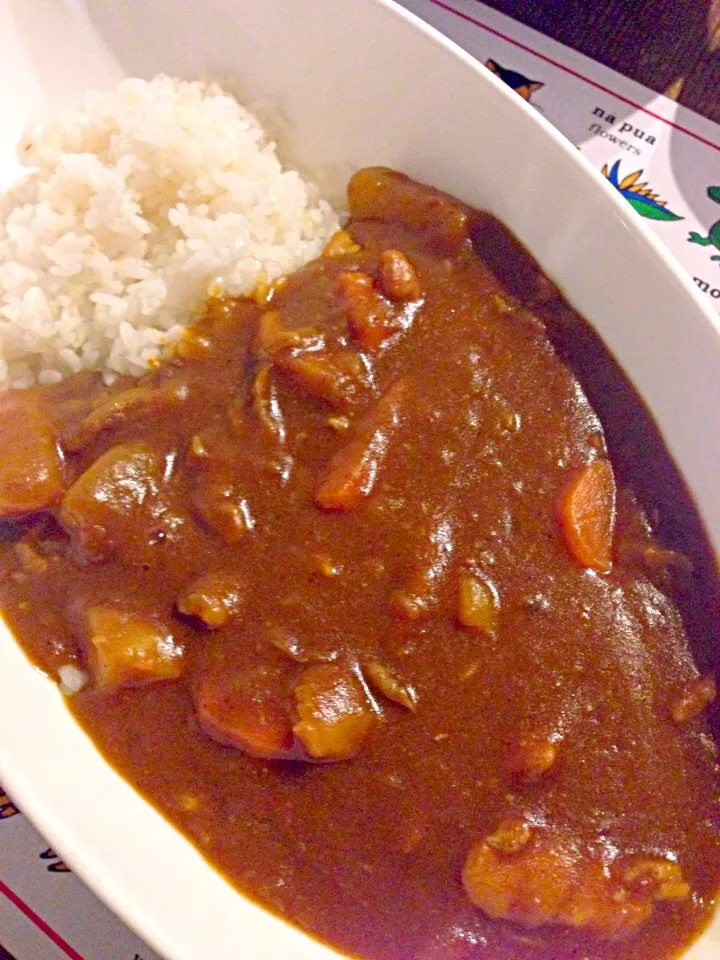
[256,310,367,408]
[192,477,255,544]
[195,666,295,759]
[176,570,246,629]
[62,384,187,452]
[348,167,471,255]
[0,392,62,518]
[670,674,716,725]
[84,605,183,688]
[315,379,409,511]
[462,827,689,938]
[378,249,422,302]
[59,443,165,561]
[293,663,377,760]
[278,349,367,409]
[508,733,558,780]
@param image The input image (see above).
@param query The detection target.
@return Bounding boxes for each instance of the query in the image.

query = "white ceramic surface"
[0,1,719,958]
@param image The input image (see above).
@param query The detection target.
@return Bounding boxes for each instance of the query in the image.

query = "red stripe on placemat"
[0,878,84,960]
[426,0,720,153]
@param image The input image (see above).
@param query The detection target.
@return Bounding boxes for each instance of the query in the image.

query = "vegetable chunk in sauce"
[1,168,719,960]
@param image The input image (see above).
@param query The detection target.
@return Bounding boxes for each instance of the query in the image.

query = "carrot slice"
[314,379,408,511]
[336,270,390,351]
[558,459,616,573]
[195,669,295,760]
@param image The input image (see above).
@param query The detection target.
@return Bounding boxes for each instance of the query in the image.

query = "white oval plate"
[0,1,719,958]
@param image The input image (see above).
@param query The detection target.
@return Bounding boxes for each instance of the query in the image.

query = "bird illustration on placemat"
[485,59,544,102]
[0,787,19,819]
[40,846,71,873]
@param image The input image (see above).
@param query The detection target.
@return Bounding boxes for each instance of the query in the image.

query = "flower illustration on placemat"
[601,160,684,221]
[40,846,71,872]
[0,786,19,819]
[688,186,720,262]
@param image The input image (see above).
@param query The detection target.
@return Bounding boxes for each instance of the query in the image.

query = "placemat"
[2,2,719,958]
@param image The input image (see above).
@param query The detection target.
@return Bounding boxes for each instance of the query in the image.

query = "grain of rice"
[58,664,88,695]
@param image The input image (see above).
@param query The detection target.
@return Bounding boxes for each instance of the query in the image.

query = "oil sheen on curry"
[0,169,719,960]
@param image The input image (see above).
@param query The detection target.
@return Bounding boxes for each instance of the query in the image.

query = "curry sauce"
[0,169,719,960]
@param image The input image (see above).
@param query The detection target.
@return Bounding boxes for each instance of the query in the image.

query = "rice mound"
[0,75,339,389]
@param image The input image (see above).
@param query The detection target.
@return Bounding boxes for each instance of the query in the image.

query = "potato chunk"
[293,663,377,760]
[85,605,183,689]
[458,572,499,633]
[463,828,689,938]
[59,443,164,560]
[0,392,62,518]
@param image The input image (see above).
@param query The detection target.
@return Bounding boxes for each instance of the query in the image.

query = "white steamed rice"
[0,75,340,389]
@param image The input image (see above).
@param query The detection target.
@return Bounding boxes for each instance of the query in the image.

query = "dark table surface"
[1,4,718,960]
[484,0,720,122]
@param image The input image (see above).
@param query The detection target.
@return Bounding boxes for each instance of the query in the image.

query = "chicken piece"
[279,349,367,409]
[336,271,391,351]
[293,663,377,760]
[0,392,63,518]
[255,311,322,356]
[62,383,188,452]
[85,605,183,689]
[508,733,558,780]
[315,379,409,511]
[192,477,255,544]
[378,249,422,302]
[195,666,295,759]
[177,570,246,629]
[59,443,165,561]
[463,827,689,938]
[256,310,367,408]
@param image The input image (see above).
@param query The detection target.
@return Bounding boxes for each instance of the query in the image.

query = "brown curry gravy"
[0,169,719,960]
